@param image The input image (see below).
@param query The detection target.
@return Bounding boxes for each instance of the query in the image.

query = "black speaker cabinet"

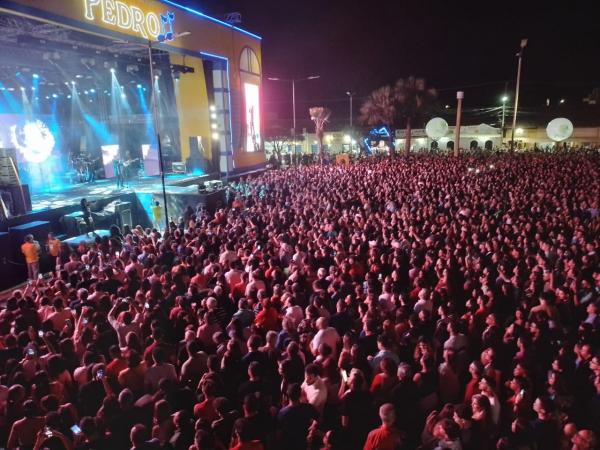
[0,184,32,216]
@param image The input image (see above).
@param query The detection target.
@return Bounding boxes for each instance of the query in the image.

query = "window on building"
[239,47,260,75]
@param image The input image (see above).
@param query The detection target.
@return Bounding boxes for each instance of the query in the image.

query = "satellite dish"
[546,118,573,142]
[425,118,449,140]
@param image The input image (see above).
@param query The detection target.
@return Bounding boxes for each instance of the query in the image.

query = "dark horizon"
[181,0,600,130]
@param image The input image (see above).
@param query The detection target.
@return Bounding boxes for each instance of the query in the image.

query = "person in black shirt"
[277,383,319,450]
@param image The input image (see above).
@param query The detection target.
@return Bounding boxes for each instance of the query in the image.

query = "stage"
[28,172,215,212]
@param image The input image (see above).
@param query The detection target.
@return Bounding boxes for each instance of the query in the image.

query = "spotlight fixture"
[209,105,216,112]
[110,68,116,73]
[52,94,58,98]
[210,113,217,120]
[71,81,76,85]
[20,86,25,91]
[32,73,39,79]
[211,123,217,129]
[90,89,96,93]
[76,74,83,79]
[137,84,142,89]
[212,132,220,140]
[67,94,72,99]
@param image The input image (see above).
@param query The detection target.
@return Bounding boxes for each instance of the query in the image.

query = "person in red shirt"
[194,380,219,423]
[229,417,264,450]
[363,403,402,450]
[254,298,280,331]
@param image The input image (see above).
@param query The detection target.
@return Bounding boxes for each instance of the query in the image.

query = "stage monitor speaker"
[9,220,51,259]
[172,162,187,173]
[0,184,32,216]
[114,202,132,229]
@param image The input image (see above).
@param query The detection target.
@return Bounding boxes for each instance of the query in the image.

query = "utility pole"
[510,38,528,152]
[454,91,464,157]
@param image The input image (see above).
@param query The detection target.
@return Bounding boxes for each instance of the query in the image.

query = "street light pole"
[147,42,169,231]
[346,91,355,152]
[292,79,296,162]
[146,31,190,230]
[267,75,320,164]
[510,38,528,152]
[501,94,508,147]
[454,91,464,158]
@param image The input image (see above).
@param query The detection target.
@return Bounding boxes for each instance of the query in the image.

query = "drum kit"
[71,155,100,183]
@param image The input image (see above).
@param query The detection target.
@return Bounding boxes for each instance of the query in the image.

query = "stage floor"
[30,174,209,212]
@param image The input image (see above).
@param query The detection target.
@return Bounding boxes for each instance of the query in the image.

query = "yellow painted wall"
[1,0,266,169]
[169,54,210,162]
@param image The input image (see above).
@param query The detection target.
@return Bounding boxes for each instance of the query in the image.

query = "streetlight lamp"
[147,31,191,229]
[267,75,320,163]
[510,38,528,152]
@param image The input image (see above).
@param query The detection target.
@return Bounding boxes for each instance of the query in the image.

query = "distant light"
[89,99,93,103]
[110,68,116,73]
[210,113,217,119]
[209,105,216,112]
[559,99,565,104]
[516,127,524,135]
[67,94,72,99]
[20,86,25,91]
[137,84,142,89]
[489,164,495,169]
[445,104,450,109]
[211,123,217,129]
[45,95,50,99]
[31,87,36,90]
[33,73,39,79]
[501,96,508,102]
[104,90,108,94]
[7,87,14,91]
[212,132,219,140]
[84,90,89,95]
[76,74,83,78]
[121,93,126,99]
[71,81,76,85]
[90,88,95,93]
[52,94,58,98]
[343,135,351,143]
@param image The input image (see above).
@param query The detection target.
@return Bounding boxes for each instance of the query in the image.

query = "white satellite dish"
[425,117,449,140]
[546,118,574,142]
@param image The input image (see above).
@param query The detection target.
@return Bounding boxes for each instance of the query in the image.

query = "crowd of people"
[0,151,599,450]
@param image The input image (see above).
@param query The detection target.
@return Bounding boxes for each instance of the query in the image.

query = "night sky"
[183,0,600,130]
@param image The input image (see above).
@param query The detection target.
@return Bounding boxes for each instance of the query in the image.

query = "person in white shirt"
[310,317,340,357]
[301,363,327,416]
[145,347,177,392]
[108,301,141,348]
[219,243,238,266]
[479,375,501,426]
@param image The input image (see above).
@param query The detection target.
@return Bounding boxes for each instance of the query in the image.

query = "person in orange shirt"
[21,234,41,281]
[363,403,402,450]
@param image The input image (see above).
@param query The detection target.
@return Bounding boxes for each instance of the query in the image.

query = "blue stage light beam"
[0,82,22,113]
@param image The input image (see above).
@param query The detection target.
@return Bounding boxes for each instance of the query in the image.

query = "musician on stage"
[80,198,95,235]
[113,155,125,189]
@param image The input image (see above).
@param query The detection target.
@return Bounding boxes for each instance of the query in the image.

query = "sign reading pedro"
[83,0,175,41]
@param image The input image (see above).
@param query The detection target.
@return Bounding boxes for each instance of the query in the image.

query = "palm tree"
[359,78,437,156]
[309,107,331,163]
[394,77,437,156]
[358,85,396,128]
